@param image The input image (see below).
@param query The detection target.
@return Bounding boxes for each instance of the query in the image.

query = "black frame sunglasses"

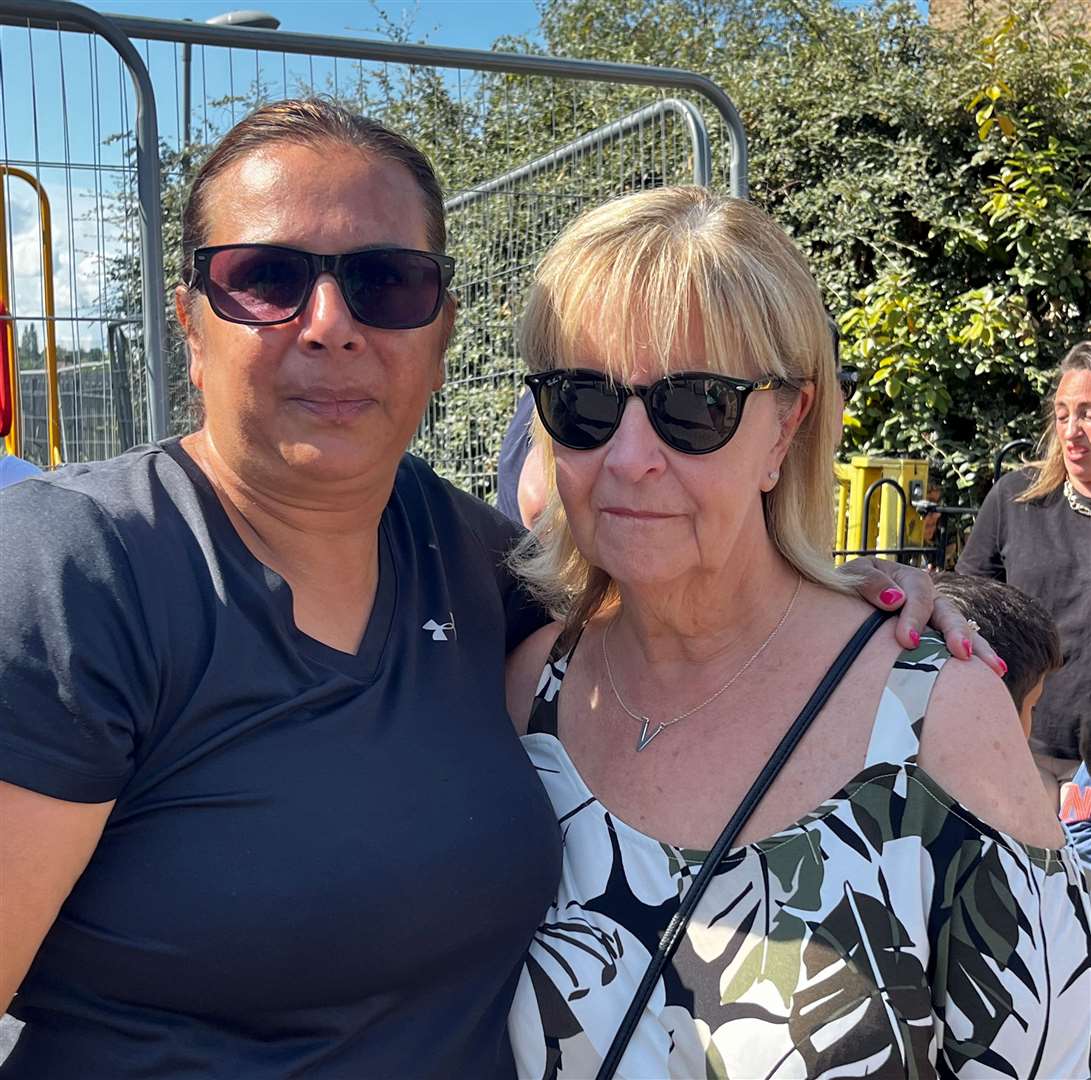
[188,243,456,330]
[525,368,796,456]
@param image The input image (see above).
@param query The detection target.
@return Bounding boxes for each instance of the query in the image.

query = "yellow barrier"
[0,167,63,466]
[834,456,928,564]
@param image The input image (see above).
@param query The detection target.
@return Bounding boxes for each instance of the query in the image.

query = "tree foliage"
[100,0,1090,502]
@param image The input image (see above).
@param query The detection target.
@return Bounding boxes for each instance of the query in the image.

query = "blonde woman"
[505,189,1091,1079]
[958,342,1091,806]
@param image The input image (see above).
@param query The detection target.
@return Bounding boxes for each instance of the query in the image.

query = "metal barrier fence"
[0,1,746,497]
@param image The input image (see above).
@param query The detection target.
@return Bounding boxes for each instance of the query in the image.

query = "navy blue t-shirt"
[0,440,561,1079]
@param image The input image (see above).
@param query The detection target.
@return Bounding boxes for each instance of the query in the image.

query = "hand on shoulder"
[505,621,564,735]
[919,654,1064,849]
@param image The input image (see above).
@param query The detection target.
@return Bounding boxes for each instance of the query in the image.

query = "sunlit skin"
[553,315,814,655]
[1055,368,1091,497]
[176,142,453,505]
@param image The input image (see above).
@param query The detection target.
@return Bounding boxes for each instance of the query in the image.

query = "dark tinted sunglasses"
[188,244,455,330]
[525,368,795,455]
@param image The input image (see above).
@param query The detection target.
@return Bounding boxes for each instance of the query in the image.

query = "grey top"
[957,468,1090,760]
[0,439,560,1080]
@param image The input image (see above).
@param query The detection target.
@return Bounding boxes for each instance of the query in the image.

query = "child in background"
[933,573,1062,737]
[934,573,1090,868]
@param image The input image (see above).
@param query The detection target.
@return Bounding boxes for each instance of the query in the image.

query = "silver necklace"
[602,575,803,752]
[1064,479,1091,518]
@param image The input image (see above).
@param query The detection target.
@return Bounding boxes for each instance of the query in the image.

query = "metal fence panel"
[1,4,745,499]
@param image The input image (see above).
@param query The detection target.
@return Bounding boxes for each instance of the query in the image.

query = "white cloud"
[4,176,127,351]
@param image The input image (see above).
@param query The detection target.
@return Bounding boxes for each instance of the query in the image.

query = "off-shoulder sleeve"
[0,480,159,801]
[933,830,1091,1078]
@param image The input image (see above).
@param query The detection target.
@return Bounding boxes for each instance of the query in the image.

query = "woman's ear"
[766,380,815,480]
[433,292,458,392]
[175,286,204,391]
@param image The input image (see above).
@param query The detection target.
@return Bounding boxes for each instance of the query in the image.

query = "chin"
[594,553,690,588]
[277,436,391,484]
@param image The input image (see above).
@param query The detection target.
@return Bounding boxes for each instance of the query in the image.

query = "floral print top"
[509,633,1091,1079]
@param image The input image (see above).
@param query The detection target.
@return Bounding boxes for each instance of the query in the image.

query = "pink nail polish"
[962,638,973,657]
[997,658,1008,676]
[879,588,904,606]
[909,629,920,647]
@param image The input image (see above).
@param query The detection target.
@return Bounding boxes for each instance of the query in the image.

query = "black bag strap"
[594,609,893,1080]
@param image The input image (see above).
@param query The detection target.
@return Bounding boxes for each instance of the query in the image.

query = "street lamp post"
[182,10,281,146]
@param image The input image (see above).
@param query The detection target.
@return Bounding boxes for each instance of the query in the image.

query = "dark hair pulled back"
[180,98,446,286]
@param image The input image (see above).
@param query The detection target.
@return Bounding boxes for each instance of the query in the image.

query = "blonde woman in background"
[958,341,1091,807]
[505,188,1091,1079]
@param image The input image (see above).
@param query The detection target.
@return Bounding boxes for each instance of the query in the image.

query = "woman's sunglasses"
[525,368,795,456]
[187,244,456,330]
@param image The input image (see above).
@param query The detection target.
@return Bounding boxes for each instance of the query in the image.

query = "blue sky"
[85,1,545,49]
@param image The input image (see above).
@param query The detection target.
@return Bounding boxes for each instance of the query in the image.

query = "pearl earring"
[768,470,780,483]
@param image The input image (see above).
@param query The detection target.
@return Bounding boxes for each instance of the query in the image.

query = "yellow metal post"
[839,455,929,561]
[0,166,63,467]
[0,180,19,457]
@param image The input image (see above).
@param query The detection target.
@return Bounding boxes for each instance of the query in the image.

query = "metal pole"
[0,0,169,441]
[34,10,749,197]
[182,40,191,146]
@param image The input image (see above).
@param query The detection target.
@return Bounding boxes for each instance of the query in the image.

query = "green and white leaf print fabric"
[509,635,1091,1079]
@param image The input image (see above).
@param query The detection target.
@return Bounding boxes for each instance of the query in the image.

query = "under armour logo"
[422,613,456,641]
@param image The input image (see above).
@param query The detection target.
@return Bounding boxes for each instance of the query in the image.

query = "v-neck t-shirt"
[0,439,561,1080]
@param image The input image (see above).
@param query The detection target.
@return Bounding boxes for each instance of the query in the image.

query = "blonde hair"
[1017,341,1091,503]
[510,187,850,637]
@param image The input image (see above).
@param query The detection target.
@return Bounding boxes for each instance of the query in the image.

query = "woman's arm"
[0,784,113,1012]
[919,660,1090,1077]
[919,656,1062,847]
[954,480,1007,581]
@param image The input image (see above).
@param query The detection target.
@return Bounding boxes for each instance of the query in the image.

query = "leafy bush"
[101,0,1090,505]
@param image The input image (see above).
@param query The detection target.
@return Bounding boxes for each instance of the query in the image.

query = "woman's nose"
[299,274,367,353]
[603,397,666,478]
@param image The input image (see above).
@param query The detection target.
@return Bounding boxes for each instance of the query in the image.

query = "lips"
[289,391,375,422]
[601,507,677,519]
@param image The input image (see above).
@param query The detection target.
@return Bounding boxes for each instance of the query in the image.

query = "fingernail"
[962,638,972,657]
[997,658,1008,676]
[879,588,904,606]
[909,629,920,647]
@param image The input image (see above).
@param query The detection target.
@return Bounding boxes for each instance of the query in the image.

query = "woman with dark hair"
[958,341,1091,806]
[0,100,990,1079]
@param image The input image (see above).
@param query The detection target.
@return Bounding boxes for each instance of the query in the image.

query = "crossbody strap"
[594,609,893,1080]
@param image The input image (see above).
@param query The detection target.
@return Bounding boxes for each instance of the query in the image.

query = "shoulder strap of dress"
[526,626,584,738]
[864,629,951,768]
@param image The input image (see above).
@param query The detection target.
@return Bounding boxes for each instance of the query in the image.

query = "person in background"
[1061,733,1091,870]
[932,572,1062,738]
[957,341,1091,807]
[497,391,547,527]
[0,453,40,490]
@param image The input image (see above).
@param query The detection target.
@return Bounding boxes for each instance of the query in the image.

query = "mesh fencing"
[0,17,735,497]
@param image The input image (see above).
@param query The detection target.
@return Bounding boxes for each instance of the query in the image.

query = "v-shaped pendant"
[635,717,665,752]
